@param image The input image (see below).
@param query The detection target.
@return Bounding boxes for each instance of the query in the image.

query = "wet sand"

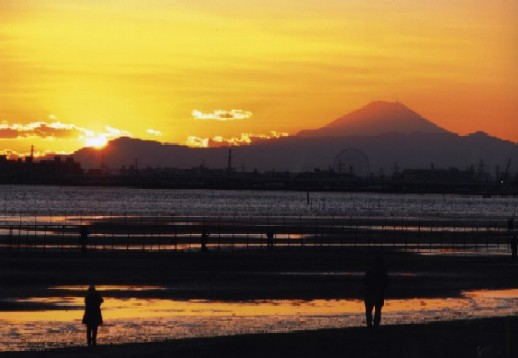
[1,248,517,301]
[1,248,518,356]
[2,317,517,358]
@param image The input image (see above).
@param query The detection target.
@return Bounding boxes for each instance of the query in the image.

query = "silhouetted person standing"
[364,257,388,328]
[79,226,90,254]
[82,285,103,347]
[266,230,275,250]
[508,217,517,261]
[201,230,209,253]
[511,235,517,261]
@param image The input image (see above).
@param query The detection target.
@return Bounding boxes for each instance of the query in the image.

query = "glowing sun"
[85,135,108,149]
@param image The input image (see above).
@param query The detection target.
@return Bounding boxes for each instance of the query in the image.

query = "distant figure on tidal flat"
[79,225,90,254]
[266,230,275,250]
[201,230,209,253]
[511,235,517,261]
[82,285,104,347]
[364,257,389,328]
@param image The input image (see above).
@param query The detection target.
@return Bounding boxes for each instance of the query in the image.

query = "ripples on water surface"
[1,187,516,351]
[0,186,516,217]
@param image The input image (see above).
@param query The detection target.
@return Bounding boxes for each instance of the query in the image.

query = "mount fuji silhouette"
[72,101,517,174]
[298,101,449,137]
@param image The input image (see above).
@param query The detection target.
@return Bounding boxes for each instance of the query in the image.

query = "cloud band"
[192,109,253,121]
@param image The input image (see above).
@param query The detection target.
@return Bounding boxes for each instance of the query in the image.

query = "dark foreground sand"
[1,317,517,358]
[2,248,518,357]
[2,248,518,301]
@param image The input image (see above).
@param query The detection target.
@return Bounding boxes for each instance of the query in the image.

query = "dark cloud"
[0,128,19,138]
[0,121,86,139]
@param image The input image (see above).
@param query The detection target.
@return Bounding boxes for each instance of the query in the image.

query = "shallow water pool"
[1,286,518,351]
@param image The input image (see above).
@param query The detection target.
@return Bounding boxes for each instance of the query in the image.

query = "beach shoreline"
[2,249,518,356]
[2,316,517,357]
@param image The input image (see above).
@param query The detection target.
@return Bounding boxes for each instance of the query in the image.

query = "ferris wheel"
[333,148,370,177]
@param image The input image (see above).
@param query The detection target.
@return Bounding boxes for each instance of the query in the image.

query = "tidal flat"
[1,248,518,355]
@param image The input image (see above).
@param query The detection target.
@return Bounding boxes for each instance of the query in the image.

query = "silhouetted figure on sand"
[82,285,103,347]
[364,257,388,328]
[201,230,209,253]
[266,230,275,250]
[79,225,90,254]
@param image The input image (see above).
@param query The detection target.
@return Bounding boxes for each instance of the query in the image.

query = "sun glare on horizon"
[85,135,108,149]
[0,0,516,156]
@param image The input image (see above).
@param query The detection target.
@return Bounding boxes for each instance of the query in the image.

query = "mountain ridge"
[298,101,450,137]
[68,101,517,173]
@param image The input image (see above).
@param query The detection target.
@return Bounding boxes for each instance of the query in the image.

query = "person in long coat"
[364,257,389,328]
[82,285,104,346]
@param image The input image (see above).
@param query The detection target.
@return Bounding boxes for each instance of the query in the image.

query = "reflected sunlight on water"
[2,286,518,351]
[50,285,167,292]
[1,186,515,217]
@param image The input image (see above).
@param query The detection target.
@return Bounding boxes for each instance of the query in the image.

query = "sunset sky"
[0,0,517,157]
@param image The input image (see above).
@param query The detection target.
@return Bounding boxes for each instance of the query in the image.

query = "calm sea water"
[1,186,517,351]
[0,185,516,218]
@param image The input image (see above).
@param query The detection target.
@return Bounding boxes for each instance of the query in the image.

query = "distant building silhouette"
[0,152,516,196]
[0,155,82,184]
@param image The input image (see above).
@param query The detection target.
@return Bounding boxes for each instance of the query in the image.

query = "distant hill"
[72,133,517,175]
[70,102,518,175]
[72,137,230,170]
[298,101,449,137]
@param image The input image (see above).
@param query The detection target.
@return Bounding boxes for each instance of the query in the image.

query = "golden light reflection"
[4,288,518,324]
[3,288,518,352]
[464,289,518,299]
[50,285,166,291]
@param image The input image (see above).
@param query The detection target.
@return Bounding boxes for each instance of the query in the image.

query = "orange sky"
[0,0,517,156]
